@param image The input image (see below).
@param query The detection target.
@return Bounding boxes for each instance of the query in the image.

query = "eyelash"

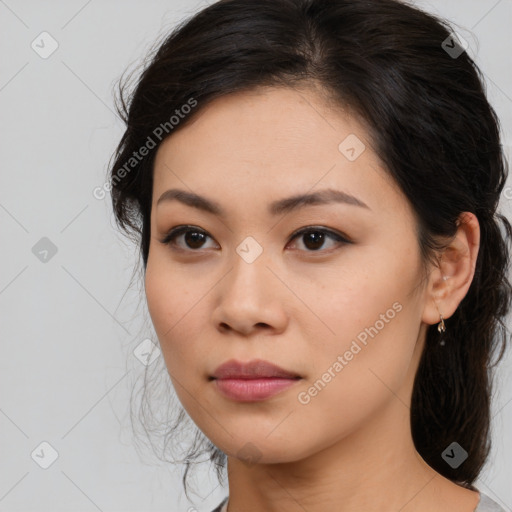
[159,225,351,254]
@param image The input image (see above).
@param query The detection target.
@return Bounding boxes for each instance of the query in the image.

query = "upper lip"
[211,359,301,380]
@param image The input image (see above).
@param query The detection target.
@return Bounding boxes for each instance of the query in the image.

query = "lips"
[211,358,301,380]
[210,359,302,402]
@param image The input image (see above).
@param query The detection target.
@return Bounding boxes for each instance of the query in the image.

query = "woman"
[107,0,511,510]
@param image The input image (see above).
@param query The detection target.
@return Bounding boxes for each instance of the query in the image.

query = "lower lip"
[213,377,300,402]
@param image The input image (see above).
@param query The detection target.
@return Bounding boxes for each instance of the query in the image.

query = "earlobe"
[421,211,480,328]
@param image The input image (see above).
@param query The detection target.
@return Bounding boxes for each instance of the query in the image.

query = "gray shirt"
[210,490,507,511]
[475,491,508,511]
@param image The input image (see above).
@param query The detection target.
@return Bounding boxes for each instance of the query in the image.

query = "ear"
[421,211,480,327]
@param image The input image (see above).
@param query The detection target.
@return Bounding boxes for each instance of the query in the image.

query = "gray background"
[1,0,511,511]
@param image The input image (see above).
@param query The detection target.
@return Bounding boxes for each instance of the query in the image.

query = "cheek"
[145,263,213,425]
[303,257,421,397]
[144,255,214,384]
[144,259,171,336]
[289,299,419,454]
[145,247,192,331]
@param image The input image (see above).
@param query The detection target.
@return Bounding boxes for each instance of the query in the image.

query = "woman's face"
[145,85,435,463]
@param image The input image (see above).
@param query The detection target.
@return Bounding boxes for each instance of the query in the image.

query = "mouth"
[211,376,301,402]
[210,358,301,380]
[210,359,302,402]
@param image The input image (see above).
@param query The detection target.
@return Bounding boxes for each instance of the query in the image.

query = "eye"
[287,226,351,253]
[159,225,217,251]
[159,225,351,253]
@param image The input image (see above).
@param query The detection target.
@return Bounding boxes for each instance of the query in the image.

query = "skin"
[144,85,481,512]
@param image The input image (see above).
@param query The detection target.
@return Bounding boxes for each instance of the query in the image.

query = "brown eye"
[160,226,216,251]
[184,231,207,249]
[288,227,351,253]
[300,230,326,250]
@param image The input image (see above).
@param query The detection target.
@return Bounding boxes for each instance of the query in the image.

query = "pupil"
[305,231,324,250]
[185,231,205,249]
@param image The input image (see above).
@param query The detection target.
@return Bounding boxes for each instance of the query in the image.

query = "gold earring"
[436,281,447,345]
[437,314,446,346]
[437,314,446,333]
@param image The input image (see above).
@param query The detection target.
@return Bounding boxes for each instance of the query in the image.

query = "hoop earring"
[438,314,446,346]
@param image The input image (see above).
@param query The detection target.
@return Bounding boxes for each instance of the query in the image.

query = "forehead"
[151,86,405,219]
[156,85,362,165]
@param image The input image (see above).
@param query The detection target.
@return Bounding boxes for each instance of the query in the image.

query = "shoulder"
[209,492,508,512]
[210,496,228,512]
[474,490,507,512]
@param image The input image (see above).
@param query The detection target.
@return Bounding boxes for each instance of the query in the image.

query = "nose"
[211,253,288,337]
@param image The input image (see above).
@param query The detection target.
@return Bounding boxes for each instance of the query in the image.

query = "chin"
[212,432,313,466]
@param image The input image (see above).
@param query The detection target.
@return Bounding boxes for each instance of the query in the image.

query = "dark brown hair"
[108,0,512,496]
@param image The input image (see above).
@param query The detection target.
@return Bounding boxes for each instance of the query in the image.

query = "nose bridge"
[213,236,285,333]
[225,235,271,304]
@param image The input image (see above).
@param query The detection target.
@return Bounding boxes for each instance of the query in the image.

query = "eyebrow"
[156,187,371,216]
